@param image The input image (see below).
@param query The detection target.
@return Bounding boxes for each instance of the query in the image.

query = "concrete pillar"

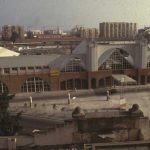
[96,79,99,88]
[88,72,91,89]
[65,80,67,90]
[138,75,141,85]
[141,41,148,69]
[145,76,147,84]
[87,41,98,72]
[134,40,148,69]
[1,68,4,74]
[73,79,75,89]
[88,77,91,89]
[80,79,83,89]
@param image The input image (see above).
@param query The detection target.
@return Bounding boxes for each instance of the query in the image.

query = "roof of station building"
[0,53,86,70]
[0,41,87,69]
[73,40,88,54]
[0,54,62,68]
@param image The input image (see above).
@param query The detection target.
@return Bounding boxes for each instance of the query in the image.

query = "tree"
[10,31,19,43]
[0,93,22,136]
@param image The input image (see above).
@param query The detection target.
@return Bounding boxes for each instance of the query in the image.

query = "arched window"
[21,77,50,92]
[99,49,133,70]
[61,57,85,72]
[0,81,9,93]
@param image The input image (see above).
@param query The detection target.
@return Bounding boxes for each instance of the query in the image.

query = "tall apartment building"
[72,26,99,39]
[99,22,137,40]
[2,25,24,40]
[44,27,63,35]
[80,27,99,39]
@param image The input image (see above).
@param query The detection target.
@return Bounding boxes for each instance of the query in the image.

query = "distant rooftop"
[0,47,19,57]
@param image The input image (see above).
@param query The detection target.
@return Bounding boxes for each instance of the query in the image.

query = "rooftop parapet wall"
[74,116,150,143]
[77,116,141,133]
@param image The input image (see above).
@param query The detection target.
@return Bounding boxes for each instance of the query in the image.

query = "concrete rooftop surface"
[9,90,150,122]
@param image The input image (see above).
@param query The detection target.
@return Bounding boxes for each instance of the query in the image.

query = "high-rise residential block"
[72,26,99,39]
[2,25,24,40]
[99,22,137,40]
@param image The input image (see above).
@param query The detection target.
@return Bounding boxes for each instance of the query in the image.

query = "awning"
[112,74,137,84]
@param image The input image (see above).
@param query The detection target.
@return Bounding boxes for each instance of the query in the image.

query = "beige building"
[2,25,24,40]
[80,27,99,39]
[99,22,137,40]
[72,26,99,39]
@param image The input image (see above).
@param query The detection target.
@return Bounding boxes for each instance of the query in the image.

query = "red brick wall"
[1,69,150,93]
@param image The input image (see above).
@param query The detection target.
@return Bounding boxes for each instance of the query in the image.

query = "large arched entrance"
[97,48,135,87]
[98,49,134,71]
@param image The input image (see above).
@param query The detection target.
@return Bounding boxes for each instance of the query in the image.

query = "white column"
[87,41,98,71]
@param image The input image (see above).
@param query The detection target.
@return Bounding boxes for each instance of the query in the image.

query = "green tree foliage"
[0,93,22,136]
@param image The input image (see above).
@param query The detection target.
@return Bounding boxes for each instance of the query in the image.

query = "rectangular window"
[12,67,18,71]
[28,67,34,70]
[35,66,42,70]
[4,68,10,74]
[67,79,73,90]
[43,66,49,69]
[20,67,26,70]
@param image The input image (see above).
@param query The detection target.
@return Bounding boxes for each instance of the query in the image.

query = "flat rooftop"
[9,90,150,124]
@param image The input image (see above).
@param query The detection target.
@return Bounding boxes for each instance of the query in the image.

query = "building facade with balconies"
[99,22,137,41]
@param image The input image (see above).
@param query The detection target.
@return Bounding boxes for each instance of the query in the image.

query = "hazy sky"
[0,0,150,30]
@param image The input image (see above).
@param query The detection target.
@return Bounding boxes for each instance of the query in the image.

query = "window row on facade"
[0,77,89,93]
[60,79,88,90]
[1,74,150,93]
[0,66,50,74]
[0,58,86,75]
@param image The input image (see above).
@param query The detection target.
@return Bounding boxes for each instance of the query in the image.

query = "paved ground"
[9,90,150,121]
